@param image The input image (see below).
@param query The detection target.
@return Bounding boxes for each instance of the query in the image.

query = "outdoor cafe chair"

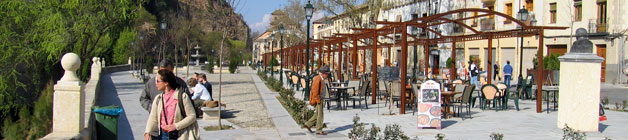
[377,80,388,100]
[452,84,467,102]
[322,83,339,111]
[291,75,300,90]
[347,80,360,95]
[503,86,520,111]
[453,84,474,120]
[411,83,420,115]
[386,81,402,108]
[480,84,501,111]
[300,78,307,96]
[349,80,370,110]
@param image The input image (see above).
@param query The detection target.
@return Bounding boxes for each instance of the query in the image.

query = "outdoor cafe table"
[441,91,462,119]
[532,85,559,113]
[328,86,354,110]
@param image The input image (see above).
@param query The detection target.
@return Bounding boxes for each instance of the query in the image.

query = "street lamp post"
[279,24,285,83]
[304,1,314,100]
[271,33,275,78]
[518,7,529,82]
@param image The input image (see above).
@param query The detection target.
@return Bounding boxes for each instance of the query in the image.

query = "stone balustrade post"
[52,53,85,134]
[557,28,604,132]
[90,57,101,81]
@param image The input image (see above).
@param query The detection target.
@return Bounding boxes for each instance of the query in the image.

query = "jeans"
[504,75,511,88]
[159,130,173,140]
[471,76,479,87]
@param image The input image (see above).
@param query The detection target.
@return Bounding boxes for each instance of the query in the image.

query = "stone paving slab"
[264,71,628,140]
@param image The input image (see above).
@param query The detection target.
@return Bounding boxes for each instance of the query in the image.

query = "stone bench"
[201,107,220,120]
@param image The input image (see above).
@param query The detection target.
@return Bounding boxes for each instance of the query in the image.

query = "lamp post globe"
[304,0,314,100]
[517,7,529,81]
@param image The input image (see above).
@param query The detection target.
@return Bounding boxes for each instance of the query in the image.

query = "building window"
[505,3,513,24]
[526,0,534,12]
[597,0,607,32]
[574,0,582,21]
[550,3,557,24]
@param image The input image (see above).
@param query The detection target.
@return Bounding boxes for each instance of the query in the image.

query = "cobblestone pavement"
[200,69,275,130]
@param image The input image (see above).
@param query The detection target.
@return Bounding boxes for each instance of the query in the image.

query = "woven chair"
[480,84,500,111]
[291,75,300,90]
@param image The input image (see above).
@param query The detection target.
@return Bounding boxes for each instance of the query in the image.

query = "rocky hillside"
[146,0,249,41]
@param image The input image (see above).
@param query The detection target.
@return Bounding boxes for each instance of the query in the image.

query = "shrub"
[562,124,586,140]
[490,132,504,140]
[2,80,53,140]
[446,57,453,69]
[207,57,215,73]
[228,60,238,73]
[145,58,154,74]
[436,133,446,140]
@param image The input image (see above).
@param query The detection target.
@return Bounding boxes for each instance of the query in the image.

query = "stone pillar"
[90,57,101,81]
[53,53,85,134]
[557,28,604,132]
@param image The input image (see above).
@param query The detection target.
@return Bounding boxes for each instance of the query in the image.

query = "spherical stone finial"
[61,53,81,72]
[60,53,81,82]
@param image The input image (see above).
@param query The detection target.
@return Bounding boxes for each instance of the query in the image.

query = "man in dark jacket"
[139,60,189,112]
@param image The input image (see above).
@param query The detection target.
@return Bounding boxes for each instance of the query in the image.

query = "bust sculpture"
[570,28,593,53]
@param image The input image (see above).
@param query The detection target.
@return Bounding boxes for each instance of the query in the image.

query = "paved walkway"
[95,66,309,139]
[265,71,628,140]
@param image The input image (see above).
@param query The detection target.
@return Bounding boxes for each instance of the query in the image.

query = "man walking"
[469,61,479,87]
[303,66,330,135]
[139,60,190,112]
[503,61,513,88]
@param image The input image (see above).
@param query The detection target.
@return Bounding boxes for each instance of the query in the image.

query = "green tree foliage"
[0,0,143,137]
[2,80,53,140]
[533,53,561,70]
[113,29,138,65]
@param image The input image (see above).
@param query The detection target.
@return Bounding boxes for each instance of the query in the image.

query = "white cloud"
[251,14,272,33]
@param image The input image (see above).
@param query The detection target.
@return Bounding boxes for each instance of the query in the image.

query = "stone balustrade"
[42,54,108,140]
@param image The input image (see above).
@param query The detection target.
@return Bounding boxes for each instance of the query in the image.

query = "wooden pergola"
[264,8,567,114]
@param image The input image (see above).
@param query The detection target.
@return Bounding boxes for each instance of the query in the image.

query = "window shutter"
[550,3,557,11]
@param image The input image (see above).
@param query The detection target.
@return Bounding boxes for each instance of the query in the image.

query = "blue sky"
[238,0,286,33]
[238,0,324,34]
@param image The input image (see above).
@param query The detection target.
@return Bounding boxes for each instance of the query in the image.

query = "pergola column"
[452,40,457,79]
[537,29,544,113]
[352,38,358,79]
[338,42,343,81]
[488,34,493,84]
[371,31,378,104]
[400,23,408,114]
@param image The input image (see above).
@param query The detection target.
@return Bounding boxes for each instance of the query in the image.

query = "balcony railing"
[588,18,609,33]
[480,18,495,31]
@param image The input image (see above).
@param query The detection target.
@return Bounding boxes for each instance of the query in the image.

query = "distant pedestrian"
[303,66,330,135]
[144,69,199,140]
[493,63,500,81]
[503,61,513,88]
[469,61,479,87]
